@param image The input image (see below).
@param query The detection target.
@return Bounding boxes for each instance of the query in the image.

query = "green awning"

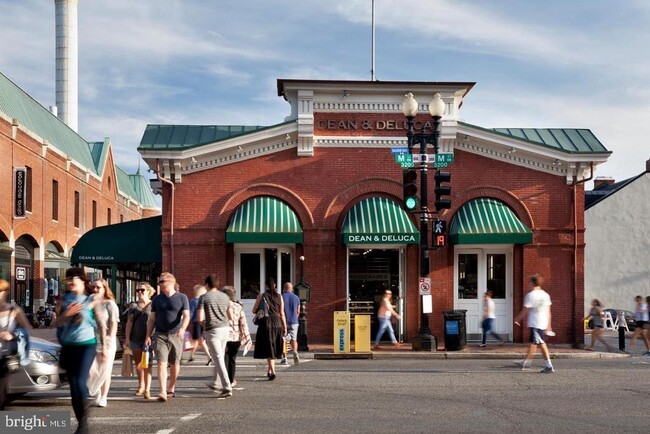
[450,198,532,245]
[342,197,419,244]
[226,196,303,243]
[71,216,162,264]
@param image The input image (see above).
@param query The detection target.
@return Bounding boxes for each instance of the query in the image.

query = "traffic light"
[403,169,418,211]
[434,170,452,212]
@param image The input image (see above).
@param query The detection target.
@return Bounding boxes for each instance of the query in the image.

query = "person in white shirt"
[513,274,555,373]
[373,290,401,349]
[630,295,650,355]
[480,291,503,347]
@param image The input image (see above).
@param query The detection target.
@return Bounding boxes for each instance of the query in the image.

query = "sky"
[1,0,648,184]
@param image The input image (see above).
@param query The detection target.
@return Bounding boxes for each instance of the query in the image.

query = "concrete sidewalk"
[31,327,644,360]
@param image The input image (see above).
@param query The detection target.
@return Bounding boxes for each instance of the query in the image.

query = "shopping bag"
[182,331,193,351]
[121,347,133,377]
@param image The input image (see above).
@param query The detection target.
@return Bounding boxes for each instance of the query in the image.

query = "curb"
[313,351,631,361]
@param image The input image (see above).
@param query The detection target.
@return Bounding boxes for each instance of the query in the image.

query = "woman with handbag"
[253,278,286,381]
[124,283,155,400]
[55,268,107,434]
[223,286,250,387]
[0,279,31,410]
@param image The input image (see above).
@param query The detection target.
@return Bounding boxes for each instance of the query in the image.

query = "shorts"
[191,321,203,340]
[154,332,183,365]
[529,328,546,345]
[129,341,145,351]
[636,321,647,329]
[286,324,299,341]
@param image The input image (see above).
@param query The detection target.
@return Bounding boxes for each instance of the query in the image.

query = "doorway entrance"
[347,247,404,342]
[454,246,513,342]
[234,245,295,334]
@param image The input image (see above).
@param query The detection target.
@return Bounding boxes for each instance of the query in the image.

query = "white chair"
[614,311,630,332]
[603,311,616,331]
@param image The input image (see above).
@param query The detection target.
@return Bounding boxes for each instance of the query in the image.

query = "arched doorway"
[14,235,39,312]
[45,241,67,304]
[0,230,11,282]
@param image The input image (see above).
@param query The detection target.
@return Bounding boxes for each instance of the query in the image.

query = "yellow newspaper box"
[333,311,350,353]
[354,314,371,353]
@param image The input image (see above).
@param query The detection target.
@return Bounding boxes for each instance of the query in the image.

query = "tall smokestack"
[55,0,78,132]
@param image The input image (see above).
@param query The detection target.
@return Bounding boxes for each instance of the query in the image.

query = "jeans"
[225,341,241,383]
[374,317,397,345]
[481,318,502,344]
[204,327,231,391]
[60,344,96,429]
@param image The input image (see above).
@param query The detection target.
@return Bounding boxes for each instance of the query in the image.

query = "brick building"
[138,79,610,346]
[0,71,159,313]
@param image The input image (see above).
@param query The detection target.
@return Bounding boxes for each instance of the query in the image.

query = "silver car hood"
[29,336,62,353]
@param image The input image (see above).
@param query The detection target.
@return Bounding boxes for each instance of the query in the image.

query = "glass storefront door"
[235,246,294,334]
[347,248,403,342]
[454,246,513,341]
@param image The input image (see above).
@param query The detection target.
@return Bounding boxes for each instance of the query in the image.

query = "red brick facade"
[0,116,158,310]
[157,112,585,346]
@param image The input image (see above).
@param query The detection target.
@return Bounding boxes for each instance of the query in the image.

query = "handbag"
[253,295,269,326]
[121,347,133,377]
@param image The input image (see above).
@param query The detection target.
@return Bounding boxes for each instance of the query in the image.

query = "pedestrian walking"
[583,299,612,352]
[0,279,31,410]
[253,278,287,381]
[630,295,650,355]
[55,268,107,434]
[144,272,190,402]
[281,282,301,365]
[188,284,211,363]
[124,283,155,400]
[373,290,400,350]
[222,286,251,388]
[88,279,120,407]
[513,274,555,373]
[480,290,503,347]
[197,275,232,397]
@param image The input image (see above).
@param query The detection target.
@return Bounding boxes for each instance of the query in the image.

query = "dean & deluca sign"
[317,118,436,132]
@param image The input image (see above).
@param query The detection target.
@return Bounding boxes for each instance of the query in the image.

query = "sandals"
[134,389,144,396]
[143,391,151,400]
[157,394,167,402]
[168,391,175,398]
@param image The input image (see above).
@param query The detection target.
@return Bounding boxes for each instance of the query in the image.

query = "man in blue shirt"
[281,282,301,365]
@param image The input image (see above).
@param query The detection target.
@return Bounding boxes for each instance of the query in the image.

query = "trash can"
[443,310,467,351]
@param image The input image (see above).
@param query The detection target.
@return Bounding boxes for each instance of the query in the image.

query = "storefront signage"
[317,119,436,132]
[77,255,115,261]
[344,234,418,244]
[13,167,27,218]
[16,267,26,281]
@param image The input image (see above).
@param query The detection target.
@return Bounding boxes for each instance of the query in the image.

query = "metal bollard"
[298,300,309,351]
[617,311,626,351]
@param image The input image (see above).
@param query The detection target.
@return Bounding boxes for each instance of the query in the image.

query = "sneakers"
[280,358,288,365]
[216,390,233,398]
[97,397,107,408]
[515,361,530,370]
[540,366,555,374]
[479,344,487,347]
[293,352,300,365]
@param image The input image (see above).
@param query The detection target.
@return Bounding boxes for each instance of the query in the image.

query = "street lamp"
[402,92,445,351]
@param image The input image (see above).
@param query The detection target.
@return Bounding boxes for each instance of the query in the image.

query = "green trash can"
[443,310,467,351]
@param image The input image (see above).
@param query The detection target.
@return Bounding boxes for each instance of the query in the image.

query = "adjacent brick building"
[138,79,610,346]
[0,71,159,313]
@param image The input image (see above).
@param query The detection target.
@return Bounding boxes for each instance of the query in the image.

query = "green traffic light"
[405,197,417,210]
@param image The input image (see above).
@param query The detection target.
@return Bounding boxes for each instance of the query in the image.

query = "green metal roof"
[129,169,159,209]
[0,71,98,171]
[226,196,303,243]
[89,139,111,175]
[71,215,162,264]
[115,166,139,201]
[460,122,610,154]
[450,198,532,245]
[138,121,295,150]
[342,197,419,245]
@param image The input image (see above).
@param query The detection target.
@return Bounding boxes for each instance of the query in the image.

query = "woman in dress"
[188,284,211,364]
[88,278,120,407]
[223,286,251,387]
[124,283,155,400]
[55,268,106,434]
[253,278,286,380]
[584,299,611,352]
[0,279,31,410]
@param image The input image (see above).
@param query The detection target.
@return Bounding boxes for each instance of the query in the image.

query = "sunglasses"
[137,288,146,293]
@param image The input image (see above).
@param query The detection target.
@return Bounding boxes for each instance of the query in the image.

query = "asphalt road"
[6,355,650,434]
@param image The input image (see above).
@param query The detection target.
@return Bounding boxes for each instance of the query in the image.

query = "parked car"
[587,309,637,331]
[7,337,67,398]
